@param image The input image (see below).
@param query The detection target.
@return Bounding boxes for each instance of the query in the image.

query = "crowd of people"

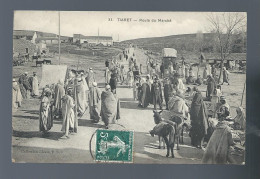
[12,47,245,164]
[117,48,245,164]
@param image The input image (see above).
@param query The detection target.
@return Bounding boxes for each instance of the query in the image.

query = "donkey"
[150,110,175,158]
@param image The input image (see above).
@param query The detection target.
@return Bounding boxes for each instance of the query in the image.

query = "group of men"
[37,67,121,138]
[12,71,40,111]
[143,59,245,164]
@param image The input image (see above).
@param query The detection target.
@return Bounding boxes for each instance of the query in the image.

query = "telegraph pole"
[58,11,61,65]
[98,28,99,44]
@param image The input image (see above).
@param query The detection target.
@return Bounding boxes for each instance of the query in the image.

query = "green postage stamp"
[95,129,134,163]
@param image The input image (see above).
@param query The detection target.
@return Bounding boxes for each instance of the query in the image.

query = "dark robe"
[207,78,216,98]
[151,82,163,109]
[223,70,229,83]
[140,83,151,108]
[164,83,173,109]
[101,91,117,127]
[89,87,101,122]
[212,67,217,77]
[105,60,109,67]
[19,74,31,91]
[54,83,65,116]
[109,77,117,94]
[189,92,209,147]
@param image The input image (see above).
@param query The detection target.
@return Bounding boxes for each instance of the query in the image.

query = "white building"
[73,34,113,46]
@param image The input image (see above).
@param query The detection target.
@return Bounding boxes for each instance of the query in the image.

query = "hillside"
[120,33,246,55]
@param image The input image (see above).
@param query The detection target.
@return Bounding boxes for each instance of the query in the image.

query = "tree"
[206,12,246,83]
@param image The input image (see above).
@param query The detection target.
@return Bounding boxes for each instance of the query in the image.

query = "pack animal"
[43,59,52,65]
[36,60,43,66]
[150,110,176,158]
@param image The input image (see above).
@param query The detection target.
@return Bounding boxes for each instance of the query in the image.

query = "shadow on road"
[22,109,39,115]
[119,98,135,101]
[78,118,105,128]
[120,101,153,111]
[12,130,64,141]
[13,115,39,120]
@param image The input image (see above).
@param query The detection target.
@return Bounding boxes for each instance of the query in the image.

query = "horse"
[150,110,175,158]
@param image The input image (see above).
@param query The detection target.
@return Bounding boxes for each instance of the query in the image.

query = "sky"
[13,11,246,41]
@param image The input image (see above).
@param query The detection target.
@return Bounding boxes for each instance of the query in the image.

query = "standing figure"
[203,67,208,79]
[140,64,143,74]
[146,74,153,90]
[163,78,173,110]
[105,59,109,68]
[211,64,217,78]
[189,87,209,148]
[75,76,88,116]
[127,68,134,88]
[105,67,111,85]
[175,74,186,94]
[86,68,96,90]
[109,73,117,94]
[39,89,53,135]
[202,114,235,164]
[133,79,139,101]
[53,79,65,118]
[138,78,151,108]
[147,62,151,75]
[151,77,163,110]
[89,82,102,123]
[18,72,31,99]
[160,63,164,78]
[101,85,118,129]
[233,107,246,130]
[189,67,194,78]
[185,64,189,78]
[31,72,39,97]
[12,79,22,111]
[182,62,185,78]
[222,67,230,85]
[61,88,75,139]
[120,65,127,85]
[206,75,216,100]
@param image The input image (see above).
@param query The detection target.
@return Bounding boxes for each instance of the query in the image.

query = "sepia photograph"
[12,11,246,164]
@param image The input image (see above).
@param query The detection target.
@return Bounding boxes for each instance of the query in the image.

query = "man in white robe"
[105,67,111,85]
[61,88,75,139]
[31,72,39,97]
[12,79,22,111]
[75,76,88,116]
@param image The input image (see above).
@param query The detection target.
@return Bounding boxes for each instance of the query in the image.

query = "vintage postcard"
[12,11,246,164]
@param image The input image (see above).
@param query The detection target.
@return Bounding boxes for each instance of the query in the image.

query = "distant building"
[13,30,38,44]
[13,30,62,44]
[73,34,113,46]
[13,38,38,57]
[36,37,59,44]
